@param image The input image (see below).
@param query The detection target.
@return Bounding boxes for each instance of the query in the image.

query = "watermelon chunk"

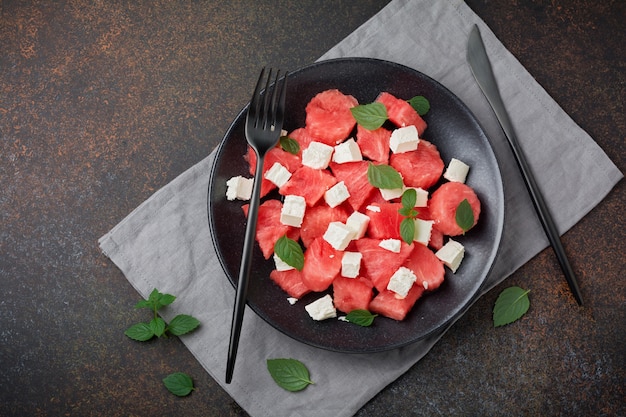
[287,127,316,156]
[301,237,343,292]
[332,276,374,314]
[242,200,299,259]
[365,202,403,240]
[429,182,481,236]
[246,146,302,198]
[300,204,350,248]
[279,165,337,207]
[305,89,359,145]
[403,242,445,292]
[369,283,425,321]
[329,160,376,211]
[354,238,414,292]
[269,269,311,299]
[376,91,427,135]
[356,125,391,164]
[389,140,444,190]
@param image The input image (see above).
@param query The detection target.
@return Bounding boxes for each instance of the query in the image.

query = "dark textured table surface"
[1,1,624,416]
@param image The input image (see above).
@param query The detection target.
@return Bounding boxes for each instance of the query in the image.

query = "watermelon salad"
[225,89,481,323]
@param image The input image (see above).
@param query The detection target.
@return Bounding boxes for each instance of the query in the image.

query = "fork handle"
[225,151,265,383]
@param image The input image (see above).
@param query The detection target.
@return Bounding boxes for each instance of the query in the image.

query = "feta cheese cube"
[379,238,401,253]
[435,239,465,273]
[280,195,306,227]
[324,181,350,208]
[406,187,429,207]
[287,297,298,305]
[443,158,470,183]
[305,294,337,321]
[302,141,334,169]
[380,187,404,201]
[389,125,419,154]
[413,218,434,246]
[341,251,362,278]
[264,162,292,188]
[225,176,254,201]
[346,211,370,240]
[366,204,381,213]
[332,138,363,163]
[323,221,353,251]
[387,266,417,298]
[273,253,295,271]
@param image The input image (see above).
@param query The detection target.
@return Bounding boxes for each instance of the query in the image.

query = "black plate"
[208,58,504,353]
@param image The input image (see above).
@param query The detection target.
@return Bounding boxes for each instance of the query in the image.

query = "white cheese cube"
[280,195,306,227]
[443,158,470,183]
[280,129,288,137]
[379,238,401,253]
[405,187,429,207]
[389,125,419,154]
[341,251,362,278]
[305,294,337,321]
[302,141,334,169]
[366,204,381,213]
[435,239,465,273]
[324,181,350,208]
[287,297,298,305]
[273,253,295,271]
[323,221,353,251]
[387,266,417,299]
[346,211,370,240]
[380,187,404,201]
[225,176,254,201]
[332,138,363,163]
[264,162,292,188]
[413,218,434,246]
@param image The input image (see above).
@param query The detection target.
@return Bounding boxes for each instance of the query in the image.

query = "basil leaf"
[345,309,378,327]
[124,322,155,341]
[455,199,474,233]
[280,136,300,155]
[401,188,417,209]
[150,317,166,337]
[267,358,314,392]
[274,235,304,271]
[167,314,200,336]
[493,286,531,327]
[407,95,430,116]
[400,218,415,245]
[367,163,403,189]
[163,372,194,397]
[350,102,388,130]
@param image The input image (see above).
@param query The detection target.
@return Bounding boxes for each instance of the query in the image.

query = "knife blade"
[467,24,583,305]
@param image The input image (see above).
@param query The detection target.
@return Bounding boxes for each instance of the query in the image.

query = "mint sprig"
[267,358,314,392]
[455,198,474,234]
[163,372,195,397]
[367,163,403,190]
[407,95,430,116]
[274,235,305,271]
[350,102,388,130]
[280,135,300,155]
[398,188,419,245]
[345,309,378,327]
[493,286,531,327]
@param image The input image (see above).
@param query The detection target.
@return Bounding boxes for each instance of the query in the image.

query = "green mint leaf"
[167,314,200,336]
[407,95,430,115]
[400,217,416,245]
[398,207,417,218]
[163,372,194,397]
[493,286,531,327]
[345,309,378,327]
[150,317,166,337]
[367,163,403,189]
[279,136,300,155]
[124,322,155,342]
[267,358,314,392]
[134,299,152,309]
[455,199,474,233]
[274,235,304,271]
[146,289,176,310]
[350,102,388,130]
[401,188,417,210]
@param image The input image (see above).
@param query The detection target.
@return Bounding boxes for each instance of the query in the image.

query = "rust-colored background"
[1,1,624,416]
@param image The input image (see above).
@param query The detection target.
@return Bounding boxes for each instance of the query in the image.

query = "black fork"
[226,68,288,383]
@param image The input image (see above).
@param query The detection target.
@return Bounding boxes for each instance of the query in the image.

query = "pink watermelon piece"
[369,283,425,321]
[403,242,445,292]
[242,200,299,259]
[269,269,311,299]
[300,204,350,248]
[287,127,316,156]
[279,165,337,207]
[376,91,427,135]
[329,160,376,211]
[429,182,481,236]
[332,276,374,314]
[389,140,444,190]
[356,125,391,164]
[365,202,403,240]
[354,238,414,292]
[301,237,343,292]
[245,145,302,198]
[305,89,359,145]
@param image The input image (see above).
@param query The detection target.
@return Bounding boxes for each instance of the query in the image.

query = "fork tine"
[247,67,266,129]
[274,71,288,132]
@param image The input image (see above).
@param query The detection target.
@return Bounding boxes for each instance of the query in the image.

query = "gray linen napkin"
[98,0,622,416]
